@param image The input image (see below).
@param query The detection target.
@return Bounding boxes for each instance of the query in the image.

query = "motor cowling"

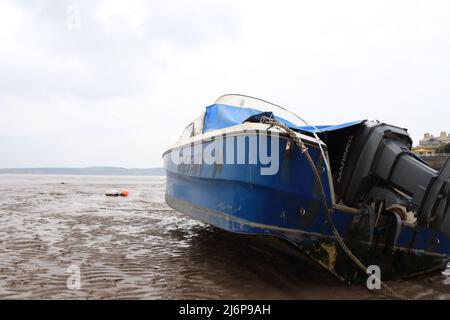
[331,120,450,238]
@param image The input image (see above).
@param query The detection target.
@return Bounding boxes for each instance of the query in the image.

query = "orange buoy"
[120,189,129,197]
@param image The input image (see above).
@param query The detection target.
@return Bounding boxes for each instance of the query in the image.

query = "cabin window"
[192,113,205,136]
[179,123,194,141]
[178,113,205,142]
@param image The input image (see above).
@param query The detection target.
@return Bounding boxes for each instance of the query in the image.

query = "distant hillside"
[0,167,165,176]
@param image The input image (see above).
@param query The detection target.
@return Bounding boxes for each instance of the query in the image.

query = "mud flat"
[0,175,448,299]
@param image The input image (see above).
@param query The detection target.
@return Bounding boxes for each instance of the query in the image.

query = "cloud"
[0,0,240,101]
[1,0,450,168]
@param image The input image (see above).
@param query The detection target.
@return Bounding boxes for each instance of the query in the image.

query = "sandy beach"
[0,174,449,300]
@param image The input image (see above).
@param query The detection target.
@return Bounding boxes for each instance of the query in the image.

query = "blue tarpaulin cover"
[203,104,363,134]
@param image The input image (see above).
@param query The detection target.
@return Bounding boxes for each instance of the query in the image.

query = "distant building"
[419,131,450,148]
[413,131,450,157]
[413,147,436,156]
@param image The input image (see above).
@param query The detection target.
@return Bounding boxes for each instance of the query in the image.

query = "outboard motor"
[329,121,450,238]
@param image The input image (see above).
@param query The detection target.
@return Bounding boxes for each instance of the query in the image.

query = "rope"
[260,117,407,300]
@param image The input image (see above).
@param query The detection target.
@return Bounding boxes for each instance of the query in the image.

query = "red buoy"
[120,189,129,197]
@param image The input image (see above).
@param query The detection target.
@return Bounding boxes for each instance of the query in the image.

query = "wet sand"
[0,175,449,300]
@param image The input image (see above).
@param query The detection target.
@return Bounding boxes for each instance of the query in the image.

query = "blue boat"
[163,94,450,283]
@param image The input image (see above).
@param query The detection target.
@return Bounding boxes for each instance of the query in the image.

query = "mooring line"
[260,117,407,300]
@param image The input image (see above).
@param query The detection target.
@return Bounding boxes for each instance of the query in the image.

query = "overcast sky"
[1,0,450,168]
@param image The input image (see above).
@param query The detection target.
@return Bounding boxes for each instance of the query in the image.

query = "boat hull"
[163,128,450,282]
